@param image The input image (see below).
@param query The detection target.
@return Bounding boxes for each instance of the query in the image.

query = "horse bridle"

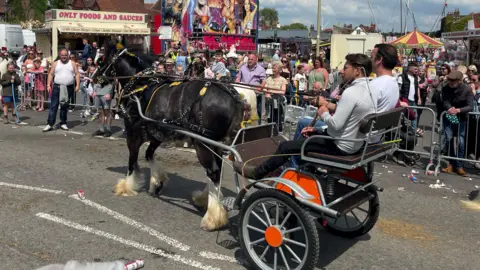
[101,48,128,77]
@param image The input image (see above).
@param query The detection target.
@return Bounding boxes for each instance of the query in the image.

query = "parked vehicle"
[0,24,25,58]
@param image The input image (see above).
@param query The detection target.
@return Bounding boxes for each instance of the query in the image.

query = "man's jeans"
[47,84,74,126]
[443,117,467,168]
[289,116,326,167]
[408,100,418,130]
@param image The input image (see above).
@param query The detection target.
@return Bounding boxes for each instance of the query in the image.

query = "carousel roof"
[389,30,443,48]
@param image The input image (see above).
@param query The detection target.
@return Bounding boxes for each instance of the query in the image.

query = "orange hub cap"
[265,226,283,247]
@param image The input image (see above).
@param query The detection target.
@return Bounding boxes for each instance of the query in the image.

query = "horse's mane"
[101,40,155,76]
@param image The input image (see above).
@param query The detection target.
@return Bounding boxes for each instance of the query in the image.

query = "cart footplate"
[221,197,244,211]
[328,184,375,216]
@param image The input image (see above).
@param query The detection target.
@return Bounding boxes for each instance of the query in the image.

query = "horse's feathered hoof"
[148,181,164,197]
[113,179,138,196]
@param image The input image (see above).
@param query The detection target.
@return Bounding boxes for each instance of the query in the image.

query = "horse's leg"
[146,139,169,195]
[114,127,143,196]
[192,141,228,231]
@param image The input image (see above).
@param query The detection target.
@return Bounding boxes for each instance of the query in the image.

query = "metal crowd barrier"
[434,110,480,175]
[394,106,438,173]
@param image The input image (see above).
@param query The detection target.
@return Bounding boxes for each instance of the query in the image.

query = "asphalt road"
[0,109,479,270]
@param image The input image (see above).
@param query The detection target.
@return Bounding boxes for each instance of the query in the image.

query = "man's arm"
[458,85,474,113]
[321,88,357,131]
[47,61,57,92]
[442,86,453,111]
[73,62,80,92]
[235,68,242,83]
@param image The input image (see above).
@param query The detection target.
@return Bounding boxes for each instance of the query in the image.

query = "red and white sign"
[46,9,147,24]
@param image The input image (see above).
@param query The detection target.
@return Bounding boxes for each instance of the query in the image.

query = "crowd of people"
[1,39,479,176]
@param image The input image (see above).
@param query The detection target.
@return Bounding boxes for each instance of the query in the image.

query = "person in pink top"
[30,58,46,111]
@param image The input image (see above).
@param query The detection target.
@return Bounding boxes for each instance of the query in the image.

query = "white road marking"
[69,195,191,252]
[36,213,220,270]
[199,251,245,265]
[0,181,65,195]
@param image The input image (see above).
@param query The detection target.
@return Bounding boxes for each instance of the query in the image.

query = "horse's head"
[96,40,154,86]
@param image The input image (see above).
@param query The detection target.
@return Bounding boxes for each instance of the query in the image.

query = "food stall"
[34,9,151,61]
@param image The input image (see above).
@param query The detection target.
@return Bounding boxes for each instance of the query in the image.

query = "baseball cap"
[446,71,463,81]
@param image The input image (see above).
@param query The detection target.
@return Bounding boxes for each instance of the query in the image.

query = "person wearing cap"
[165,58,175,74]
[440,70,474,176]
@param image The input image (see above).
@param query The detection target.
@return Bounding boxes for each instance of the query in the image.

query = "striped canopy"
[389,30,443,49]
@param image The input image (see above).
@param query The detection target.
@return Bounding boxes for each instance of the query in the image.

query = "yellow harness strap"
[145,85,164,113]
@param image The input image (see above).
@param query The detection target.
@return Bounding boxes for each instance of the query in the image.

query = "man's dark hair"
[374,44,398,70]
[345,53,372,77]
[408,61,418,67]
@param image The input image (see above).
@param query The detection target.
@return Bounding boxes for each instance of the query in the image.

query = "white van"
[22,29,36,46]
[0,24,24,58]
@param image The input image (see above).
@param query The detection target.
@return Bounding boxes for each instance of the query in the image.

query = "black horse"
[99,43,244,231]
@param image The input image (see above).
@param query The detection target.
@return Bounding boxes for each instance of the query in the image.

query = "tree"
[7,0,50,22]
[260,8,279,30]
[280,23,308,30]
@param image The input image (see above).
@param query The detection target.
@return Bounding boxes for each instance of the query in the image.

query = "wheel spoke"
[261,203,273,226]
[279,211,292,228]
[357,207,368,213]
[284,237,306,248]
[249,237,266,246]
[350,210,361,224]
[252,210,269,227]
[273,248,278,270]
[344,215,350,228]
[247,224,266,234]
[284,244,302,264]
[278,246,290,270]
[259,245,270,261]
[283,226,302,234]
[275,203,280,225]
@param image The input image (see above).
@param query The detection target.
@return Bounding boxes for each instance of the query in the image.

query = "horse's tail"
[224,95,244,146]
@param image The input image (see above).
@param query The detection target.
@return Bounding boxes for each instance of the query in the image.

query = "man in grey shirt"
[233,53,378,180]
[92,76,114,137]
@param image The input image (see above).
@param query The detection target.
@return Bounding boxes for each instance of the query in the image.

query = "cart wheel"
[325,185,380,239]
[238,189,319,270]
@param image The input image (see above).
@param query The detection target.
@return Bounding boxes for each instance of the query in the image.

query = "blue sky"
[145,0,479,32]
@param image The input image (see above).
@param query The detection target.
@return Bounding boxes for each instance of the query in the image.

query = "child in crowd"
[1,63,21,123]
[30,58,46,111]
[92,76,113,137]
[293,65,306,105]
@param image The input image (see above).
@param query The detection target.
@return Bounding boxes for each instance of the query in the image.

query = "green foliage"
[260,8,279,29]
[7,0,51,22]
[442,15,471,32]
[280,23,308,30]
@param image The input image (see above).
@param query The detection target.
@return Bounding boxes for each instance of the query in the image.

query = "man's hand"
[447,107,458,115]
[47,85,52,93]
[105,94,111,101]
[301,126,316,137]
[399,101,409,107]
[318,105,329,115]
[417,98,422,105]
[317,96,327,106]
[74,86,79,93]
[93,92,96,98]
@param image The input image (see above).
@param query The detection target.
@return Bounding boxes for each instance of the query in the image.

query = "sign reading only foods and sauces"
[45,9,148,24]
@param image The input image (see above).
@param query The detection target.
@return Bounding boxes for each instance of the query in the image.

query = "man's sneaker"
[104,130,112,137]
[4,117,9,124]
[92,130,104,136]
[43,125,53,132]
[60,124,69,131]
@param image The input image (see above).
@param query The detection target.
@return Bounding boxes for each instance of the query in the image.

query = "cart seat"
[305,143,392,166]
[300,107,404,170]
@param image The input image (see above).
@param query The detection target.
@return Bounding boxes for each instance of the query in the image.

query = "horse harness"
[104,49,243,138]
